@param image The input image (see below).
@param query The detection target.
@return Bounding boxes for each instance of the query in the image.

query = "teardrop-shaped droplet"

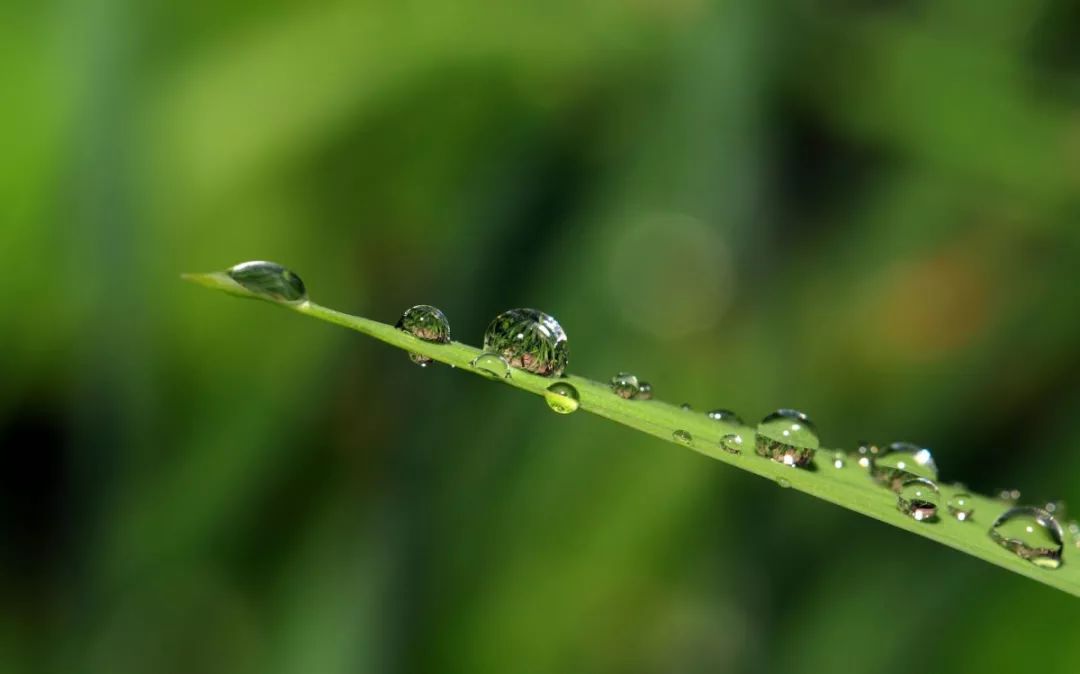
[482,308,568,377]
[544,382,580,415]
[755,409,819,468]
[227,261,307,302]
[470,352,511,380]
[610,372,640,399]
[673,430,693,445]
[989,506,1064,569]
[947,493,975,522]
[395,304,450,367]
[679,403,693,411]
[719,433,743,455]
[855,441,880,469]
[635,381,653,400]
[897,477,940,522]
[869,441,938,490]
[707,409,743,425]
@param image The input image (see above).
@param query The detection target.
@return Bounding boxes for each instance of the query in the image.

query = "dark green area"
[2,1,1079,673]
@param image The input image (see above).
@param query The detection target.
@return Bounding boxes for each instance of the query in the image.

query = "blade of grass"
[184,269,1080,598]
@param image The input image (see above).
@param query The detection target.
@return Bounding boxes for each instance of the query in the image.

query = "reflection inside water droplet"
[897,478,940,522]
[544,382,580,414]
[870,442,938,489]
[482,308,568,377]
[989,506,1064,569]
[610,372,640,399]
[755,409,818,468]
[948,493,975,522]
[673,430,693,445]
[395,304,451,367]
[470,353,511,380]
[719,434,743,455]
[227,261,307,303]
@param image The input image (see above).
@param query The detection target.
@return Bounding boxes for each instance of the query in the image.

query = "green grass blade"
[184,269,1080,598]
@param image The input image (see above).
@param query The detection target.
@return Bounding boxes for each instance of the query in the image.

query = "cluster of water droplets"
[225,262,1070,573]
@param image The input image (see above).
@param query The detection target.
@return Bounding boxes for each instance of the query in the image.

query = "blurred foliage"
[2,0,1080,673]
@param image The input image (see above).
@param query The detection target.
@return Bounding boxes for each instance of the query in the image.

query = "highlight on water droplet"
[897,477,940,522]
[755,409,819,468]
[869,441,938,490]
[635,381,653,400]
[855,441,880,469]
[482,308,568,377]
[719,433,743,455]
[227,261,307,303]
[829,451,846,469]
[544,382,580,415]
[395,304,450,367]
[988,506,1064,569]
[470,352,511,380]
[947,493,975,522]
[610,372,641,399]
[707,409,743,425]
[673,430,693,446]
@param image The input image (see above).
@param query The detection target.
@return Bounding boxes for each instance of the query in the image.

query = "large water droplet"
[227,261,307,302]
[395,304,450,367]
[673,430,693,446]
[947,493,975,522]
[989,506,1064,569]
[755,409,818,468]
[707,409,743,425]
[482,308,568,377]
[635,381,653,400]
[719,434,743,455]
[897,478,940,522]
[869,442,938,489]
[471,353,511,380]
[544,382,580,415]
[610,372,640,399]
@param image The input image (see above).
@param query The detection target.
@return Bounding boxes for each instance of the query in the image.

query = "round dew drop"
[544,382,580,415]
[755,409,819,468]
[483,308,568,377]
[395,304,451,367]
[897,477,940,522]
[470,353,511,380]
[719,434,743,455]
[673,430,693,446]
[227,260,307,303]
[610,372,640,399]
[989,506,1064,569]
[947,493,975,522]
[707,409,743,425]
[869,441,938,490]
[635,381,653,400]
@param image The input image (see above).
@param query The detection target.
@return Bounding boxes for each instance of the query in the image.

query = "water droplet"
[1067,521,1080,549]
[470,352,511,380]
[776,477,791,489]
[673,430,693,445]
[395,304,450,367]
[897,478,940,522]
[829,451,846,469]
[719,434,743,455]
[635,381,653,400]
[869,442,938,489]
[755,409,819,468]
[227,261,307,302]
[482,308,568,377]
[544,382,580,415]
[610,372,640,399]
[989,506,1064,569]
[947,493,975,521]
[997,488,1022,503]
[855,441,880,469]
[707,409,743,425]
[679,403,693,411]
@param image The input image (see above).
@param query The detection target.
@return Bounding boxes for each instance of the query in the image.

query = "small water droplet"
[829,451,846,469]
[673,430,693,445]
[544,382,580,415]
[997,488,1022,503]
[947,493,975,522]
[897,477,940,522]
[755,409,818,468]
[869,441,938,489]
[482,308,568,377]
[635,381,653,400]
[470,352,511,380]
[679,403,693,411]
[707,409,743,425]
[610,372,640,399]
[855,441,880,469]
[719,434,743,455]
[227,261,307,302]
[776,477,791,489]
[1067,521,1080,549]
[989,506,1064,569]
[1044,501,1066,517]
[395,304,450,367]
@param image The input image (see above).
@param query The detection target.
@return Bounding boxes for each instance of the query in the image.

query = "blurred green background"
[3,0,1080,672]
